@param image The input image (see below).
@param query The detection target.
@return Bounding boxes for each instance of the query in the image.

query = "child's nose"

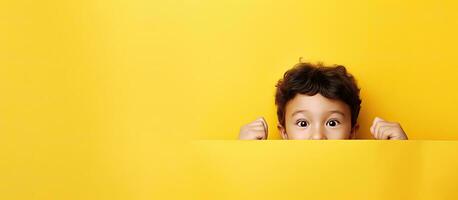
[311,133,326,140]
[311,126,327,140]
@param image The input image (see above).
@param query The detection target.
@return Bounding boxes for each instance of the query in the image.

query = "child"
[239,61,408,140]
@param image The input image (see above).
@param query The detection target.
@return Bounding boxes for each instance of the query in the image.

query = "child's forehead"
[285,93,350,114]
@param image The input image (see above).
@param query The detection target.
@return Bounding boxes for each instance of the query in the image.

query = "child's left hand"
[370,117,408,140]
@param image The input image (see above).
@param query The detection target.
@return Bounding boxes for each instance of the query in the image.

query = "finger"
[374,120,382,139]
[370,121,375,136]
[378,126,392,140]
[251,130,267,140]
[374,120,385,139]
[260,117,269,137]
[249,126,266,131]
[374,121,394,139]
[254,117,264,122]
[370,117,384,135]
[254,117,267,128]
[247,121,265,127]
[376,117,398,125]
[374,117,385,122]
[255,133,265,140]
[390,130,408,140]
[376,123,399,139]
[253,118,266,129]
[253,117,268,138]
[240,130,265,140]
[386,124,407,140]
[256,134,265,140]
[248,121,267,133]
[254,117,266,123]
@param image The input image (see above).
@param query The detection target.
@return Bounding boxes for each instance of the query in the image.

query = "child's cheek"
[326,127,351,139]
[287,127,310,139]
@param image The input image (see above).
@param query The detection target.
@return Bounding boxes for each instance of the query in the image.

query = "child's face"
[278,93,357,140]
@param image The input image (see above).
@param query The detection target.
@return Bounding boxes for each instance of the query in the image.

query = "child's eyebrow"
[291,110,345,117]
[327,110,346,117]
[291,109,310,117]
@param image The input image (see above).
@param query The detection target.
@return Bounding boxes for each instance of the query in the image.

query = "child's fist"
[370,117,408,140]
[239,117,269,140]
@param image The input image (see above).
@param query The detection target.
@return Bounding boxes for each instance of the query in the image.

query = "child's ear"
[350,123,359,139]
[278,124,288,140]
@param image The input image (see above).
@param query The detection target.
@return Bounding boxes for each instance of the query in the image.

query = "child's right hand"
[239,117,269,140]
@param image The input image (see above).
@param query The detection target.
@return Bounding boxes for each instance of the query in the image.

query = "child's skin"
[239,93,408,140]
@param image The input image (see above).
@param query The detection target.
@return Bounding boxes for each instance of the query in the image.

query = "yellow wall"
[1,0,458,199]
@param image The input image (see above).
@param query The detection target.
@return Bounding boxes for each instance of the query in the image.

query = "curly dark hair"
[275,62,362,127]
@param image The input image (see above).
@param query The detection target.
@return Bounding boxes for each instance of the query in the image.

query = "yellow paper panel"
[190,140,458,200]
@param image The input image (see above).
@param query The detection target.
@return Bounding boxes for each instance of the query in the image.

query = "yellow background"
[1,0,458,199]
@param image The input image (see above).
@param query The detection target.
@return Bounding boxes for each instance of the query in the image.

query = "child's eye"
[326,120,340,127]
[296,120,308,128]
